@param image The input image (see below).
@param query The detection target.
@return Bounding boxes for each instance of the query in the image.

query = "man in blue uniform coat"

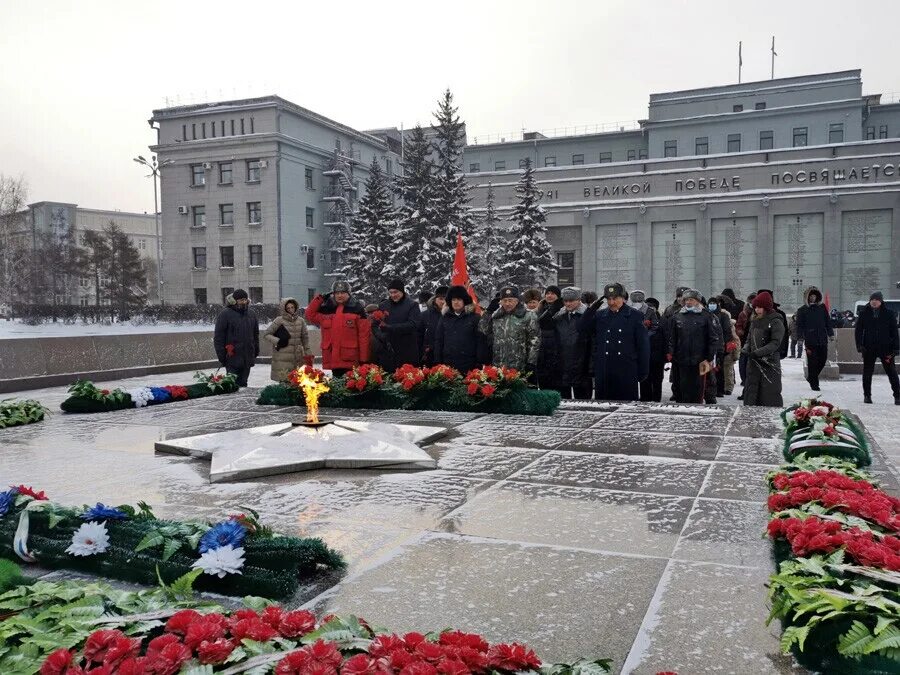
[580,282,650,401]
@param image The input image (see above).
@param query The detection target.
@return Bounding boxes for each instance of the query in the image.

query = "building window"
[201,122,206,139]
[79,276,89,288]
[544,156,556,167]
[627,149,636,161]
[137,238,146,250]
[695,137,709,155]
[194,288,207,304]
[219,162,232,184]
[192,247,206,269]
[519,159,528,169]
[308,288,317,303]
[248,202,261,224]
[191,164,205,186]
[755,101,766,110]
[230,120,235,135]
[221,287,234,304]
[866,126,876,140]
[248,245,262,267]
[663,140,677,157]
[880,125,888,139]
[733,104,743,112]
[335,138,342,151]
[247,159,261,182]
[305,167,314,190]
[182,124,187,141]
[759,130,774,150]
[240,118,245,134]
[727,133,741,153]
[220,120,225,136]
[306,207,315,229]
[495,160,506,171]
[220,203,234,226]
[792,127,808,147]
[469,163,480,172]
[386,158,392,175]
[192,124,196,140]
[638,149,648,159]
[306,246,316,269]
[572,154,584,165]
[220,246,234,268]
[557,251,575,286]
[829,123,844,144]
[599,152,612,163]
[211,121,216,138]
[192,205,206,228]
[250,117,255,133]
[249,286,262,303]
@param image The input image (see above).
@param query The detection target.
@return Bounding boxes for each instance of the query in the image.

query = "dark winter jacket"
[855,304,900,355]
[536,298,564,386]
[377,293,422,371]
[742,311,785,407]
[479,304,540,371]
[721,289,744,318]
[213,305,260,370]
[553,304,591,388]
[435,305,485,374]
[774,307,789,359]
[709,309,731,353]
[419,296,444,366]
[668,309,719,366]
[580,303,649,401]
[305,293,371,371]
[794,287,833,347]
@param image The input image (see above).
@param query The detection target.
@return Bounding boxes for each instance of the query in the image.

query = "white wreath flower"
[125,387,154,408]
[66,521,110,556]
[191,544,245,578]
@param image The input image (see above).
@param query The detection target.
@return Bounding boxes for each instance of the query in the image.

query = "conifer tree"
[499,159,557,288]
[102,221,147,317]
[473,181,505,298]
[337,159,394,304]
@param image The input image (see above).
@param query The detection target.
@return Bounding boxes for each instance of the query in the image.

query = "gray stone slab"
[715,436,784,465]
[596,412,727,436]
[44,335,100,375]
[427,443,547,480]
[442,481,693,557]
[621,561,796,674]
[672,498,772,568]
[514,451,711,497]
[0,337,48,378]
[727,407,786,438]
[615,402,733,417]
[560,428,721,461]
[361,410,484,427]
[311,533,667,666]
[477,411,607,427]
[453,422,581,450]
[700,462,775,502]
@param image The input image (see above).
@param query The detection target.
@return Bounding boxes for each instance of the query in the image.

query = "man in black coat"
[553,286,592,399]
[668,289,719,404]
[662,286,689,401]
[643,297,667,402]
[706,296,731,399]
[435,285,485,374]
[855,291,900,405]
[536,285,564,389]
[213,289,259,387]
[580,282,649,401]
[794,286,834,391]
[376,278,422,372]
[419,285,448,367]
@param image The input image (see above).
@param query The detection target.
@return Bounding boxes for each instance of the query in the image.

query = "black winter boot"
[894,394,900,406]
[864,394,873,404]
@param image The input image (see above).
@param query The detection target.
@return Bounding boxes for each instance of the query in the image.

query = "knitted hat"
[682,289,702,302]
[544,285,562,298]
[753,291,774,311]
[388,278,405,292]
[232,289,248,300]
[871,291,885,302]
[499,285,520,300]
[522,288,542,303]
[561,286,581,301]
[446,285,473,305]
[332,280,351,294]
[434,285,449,298]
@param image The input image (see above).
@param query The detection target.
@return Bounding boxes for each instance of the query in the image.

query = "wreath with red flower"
[344,364,386,393]
[461,366,526,401]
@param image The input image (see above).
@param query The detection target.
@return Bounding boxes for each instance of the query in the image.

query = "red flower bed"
[462,366,525,400]
[393,364,426,392]
[345,364,386,392]
[767,516,900,570]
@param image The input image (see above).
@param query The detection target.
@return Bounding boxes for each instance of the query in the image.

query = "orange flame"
[296,369,330,423]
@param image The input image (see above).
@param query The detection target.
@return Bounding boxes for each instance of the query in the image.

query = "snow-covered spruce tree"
[388,125,438,294]
[473,181,506,298]
[429,89,479,291]
[499,158,557,289]
[337,159,394,304]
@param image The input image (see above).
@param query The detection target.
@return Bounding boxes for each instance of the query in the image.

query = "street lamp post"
[133,155,172,304]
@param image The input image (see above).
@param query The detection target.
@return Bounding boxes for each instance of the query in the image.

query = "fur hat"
[682,289,702,302]
[388,278,406,293]
[544,285,562,298]
[522,288,542,303]
[752,291,774,311]
[629,290,646,303]
[332,280,351,294]
[675,286,689,298]
[603,283,627,300]
[561,286,581,301]
[499,285,520,300]
[232,288,248,301]
[446,285,473,305]
[434,285,449,298]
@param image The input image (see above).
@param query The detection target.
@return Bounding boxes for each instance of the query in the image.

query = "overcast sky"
[3,0,900,213]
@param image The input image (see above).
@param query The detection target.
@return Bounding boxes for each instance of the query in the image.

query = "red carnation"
[84,630,129,664]
[414,641,446,663]
[279,609,317,638]
[437,660,470,675]
[164,609,202,635]
[480,384,495,398]
[439,631,489,653]
[231,617,279,643]
[342,654,380,675]
[261,605,284,628]
[185,618,225,650]
[369,634,406,658]
[486,643,541,671]
[155,641,192,674]
[40,649,75,675]
[101,389,111,396]
[12,484,47,500]
[399,662,438,675]
[197,638,235,665]
[467,382,479,396]
[147,634,182,654]
[102,636,141,669]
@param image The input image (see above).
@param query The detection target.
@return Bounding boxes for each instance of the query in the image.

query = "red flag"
[824,292,831,312]
[451,233,480,310]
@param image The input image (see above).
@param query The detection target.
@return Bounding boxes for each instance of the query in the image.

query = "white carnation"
[192,544,245,578]
[66,521,110,556]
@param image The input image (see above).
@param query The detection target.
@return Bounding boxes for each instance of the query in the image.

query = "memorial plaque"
[596,223,638,290]
[711,216,758,299]
[840,209,893,310]
[651,220,696,300]
[774,213,823,313]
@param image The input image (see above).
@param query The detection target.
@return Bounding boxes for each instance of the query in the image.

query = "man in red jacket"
[305,281,371,377]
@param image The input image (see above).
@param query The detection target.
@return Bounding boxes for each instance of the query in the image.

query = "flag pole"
[738,41,742,83]
[771,36,777,80]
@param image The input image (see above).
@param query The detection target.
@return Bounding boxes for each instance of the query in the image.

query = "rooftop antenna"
[771,36,777,80]
[738,41,743,83]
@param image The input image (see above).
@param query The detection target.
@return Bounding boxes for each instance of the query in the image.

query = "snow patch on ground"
[0,319,216,339]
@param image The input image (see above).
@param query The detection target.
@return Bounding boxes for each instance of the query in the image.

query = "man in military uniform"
[478,285,540,372]
[580,282,650,401]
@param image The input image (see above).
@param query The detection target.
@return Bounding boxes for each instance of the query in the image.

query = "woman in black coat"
[855,291,900,404]
[375,279,422,372]
[435,286,485,374]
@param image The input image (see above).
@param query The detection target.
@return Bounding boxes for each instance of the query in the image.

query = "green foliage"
[194,370,238,393]
[134,520,208,561]
[0,560,31,593]
[61,374,237,414]
[0,399,48,429]
[540,658,613,675]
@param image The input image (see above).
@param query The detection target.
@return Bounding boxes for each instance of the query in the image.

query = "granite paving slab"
[700,462,775,502]
[452,423,582,450]
[439,480,693,557]
[560,428,722,460]
[513,451,711,497]
[715,436,784,465]
[308,533,668,666]
[726,407,786,438]
[596,412,727,436]
[672,498,772,568]
[477,411,608,427]
[427,443,547,480]
[615,402,733,417]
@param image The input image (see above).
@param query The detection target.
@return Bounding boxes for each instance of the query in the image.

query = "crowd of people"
[212,280,900,407]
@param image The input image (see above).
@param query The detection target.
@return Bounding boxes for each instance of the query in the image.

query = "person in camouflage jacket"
[478,285,541,372]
